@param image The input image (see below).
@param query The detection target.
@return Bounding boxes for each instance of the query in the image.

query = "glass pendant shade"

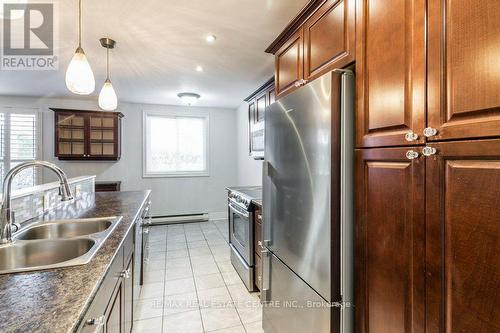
[65,47,95,95]
[98,78,118,111]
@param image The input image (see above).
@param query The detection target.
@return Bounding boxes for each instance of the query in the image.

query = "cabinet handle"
[142,227,149,234]
[405,131,419,142]
[423,127,438,138]
[120,268,131,279]
[406,150,419,160]
[86,315,105,333]
[422,147,437,157]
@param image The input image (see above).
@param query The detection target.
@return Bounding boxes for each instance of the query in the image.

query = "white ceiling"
[0,0,308,108]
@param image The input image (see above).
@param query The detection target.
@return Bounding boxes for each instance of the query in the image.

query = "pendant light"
[98,38,118,111]
[65,0,95,95]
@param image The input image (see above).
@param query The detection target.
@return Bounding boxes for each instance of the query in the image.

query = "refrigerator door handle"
[261,246,271,303]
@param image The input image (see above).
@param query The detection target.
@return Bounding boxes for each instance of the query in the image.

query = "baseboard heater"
[150,213,209,225]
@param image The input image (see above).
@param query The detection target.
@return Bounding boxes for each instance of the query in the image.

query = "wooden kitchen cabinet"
[425,140,500,333]
[356,140,500,333]
[123,255,134,333]
[52,108,124,161]
[355,0,426,148]
[275,27,304,98]
[427,0,500,141]
[355,147,425,333]
[303,0,355,81]
[105,280,123,333]
[245,78,275,159]
[254,203,263,291]
[78,229,135,333]
[268,0,354,99]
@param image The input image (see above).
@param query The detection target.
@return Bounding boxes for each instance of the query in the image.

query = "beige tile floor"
[133,220,264,333]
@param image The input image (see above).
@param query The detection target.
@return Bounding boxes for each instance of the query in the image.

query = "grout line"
[183,223,207,333]
[201,220,248,333]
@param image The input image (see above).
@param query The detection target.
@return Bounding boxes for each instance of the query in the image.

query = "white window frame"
[142,109,210,178]
[1,106,43,186]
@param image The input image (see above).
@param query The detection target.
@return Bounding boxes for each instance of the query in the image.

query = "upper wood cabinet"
[267,0,355,99]
[355,0,426,148]
[425,140,500,333]
[355,147,425,333]
[52,108,123,161]
[303,0,355,81]
[356,0,500,148]
[245,78,275,159]
[275,28,304,98]
[427,0,500,141]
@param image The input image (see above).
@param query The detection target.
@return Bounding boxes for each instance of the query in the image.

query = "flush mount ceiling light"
[205,34,217,43]
[196,65,203,72]
[65,0,95,95]
[177,92,201,106]
[98,38,118,111]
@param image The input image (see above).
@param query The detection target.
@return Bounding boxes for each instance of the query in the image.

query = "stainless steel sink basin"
[0,216,123,274]
[16,218,113,240]
[0,238,95,273]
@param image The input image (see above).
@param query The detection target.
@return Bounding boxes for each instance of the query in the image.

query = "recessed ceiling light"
[205,35,217,43]
[177,92,201,106]
[196,65,203,72]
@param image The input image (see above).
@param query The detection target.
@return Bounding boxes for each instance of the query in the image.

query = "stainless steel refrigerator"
[262,70,354,333]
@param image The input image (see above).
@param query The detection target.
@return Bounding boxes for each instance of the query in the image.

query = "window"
[143,110,209,177]
[0,107,41,191]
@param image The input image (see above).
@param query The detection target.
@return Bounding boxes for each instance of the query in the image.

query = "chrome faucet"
[0,161,74,244]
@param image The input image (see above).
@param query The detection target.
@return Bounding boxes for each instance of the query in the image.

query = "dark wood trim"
[265,0,325,54]
[244,77,275,102]
[50,108,124,118]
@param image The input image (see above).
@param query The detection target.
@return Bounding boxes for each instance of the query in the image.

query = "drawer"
[254,220,262,258]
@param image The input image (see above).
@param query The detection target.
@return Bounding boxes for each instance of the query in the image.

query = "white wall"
[235,102,262,186]
[0,96,237,217]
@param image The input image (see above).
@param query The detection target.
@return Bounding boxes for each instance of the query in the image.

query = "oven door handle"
[229,202,249,218]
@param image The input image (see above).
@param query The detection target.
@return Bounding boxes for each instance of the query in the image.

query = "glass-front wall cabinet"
[52,109,123,160]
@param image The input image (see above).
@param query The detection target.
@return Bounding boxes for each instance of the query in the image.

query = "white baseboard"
[209,211,227,221]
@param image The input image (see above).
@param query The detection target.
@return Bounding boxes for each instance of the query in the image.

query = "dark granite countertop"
[0,190,150,333]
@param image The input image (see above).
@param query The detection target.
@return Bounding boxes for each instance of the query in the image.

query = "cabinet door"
[124,255,133,333]
[55,112,87,157]
[275,27,303,99]
[268,88,276,105]
[425,140,500,333]
[355,0,426,148]
[105,280,123,333]
[89,114,118,158]
[427,1,500,141]
[255,253,262,291]
[256,92,267,123]
[303,0,355,81]
[355,147,425,333]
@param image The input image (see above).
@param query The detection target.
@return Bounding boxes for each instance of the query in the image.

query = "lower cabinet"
[124,255,134,333]
[355,147,425,333]
[355,139,500,332]
[78,226,135,333]
[105,281,123,333]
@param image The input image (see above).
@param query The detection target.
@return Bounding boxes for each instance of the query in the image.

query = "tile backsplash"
[8,176,95,226]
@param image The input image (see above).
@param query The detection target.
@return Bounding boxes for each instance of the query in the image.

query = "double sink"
[0,216,123,274]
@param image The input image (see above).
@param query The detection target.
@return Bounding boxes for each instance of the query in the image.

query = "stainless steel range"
[227,186,262,291]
